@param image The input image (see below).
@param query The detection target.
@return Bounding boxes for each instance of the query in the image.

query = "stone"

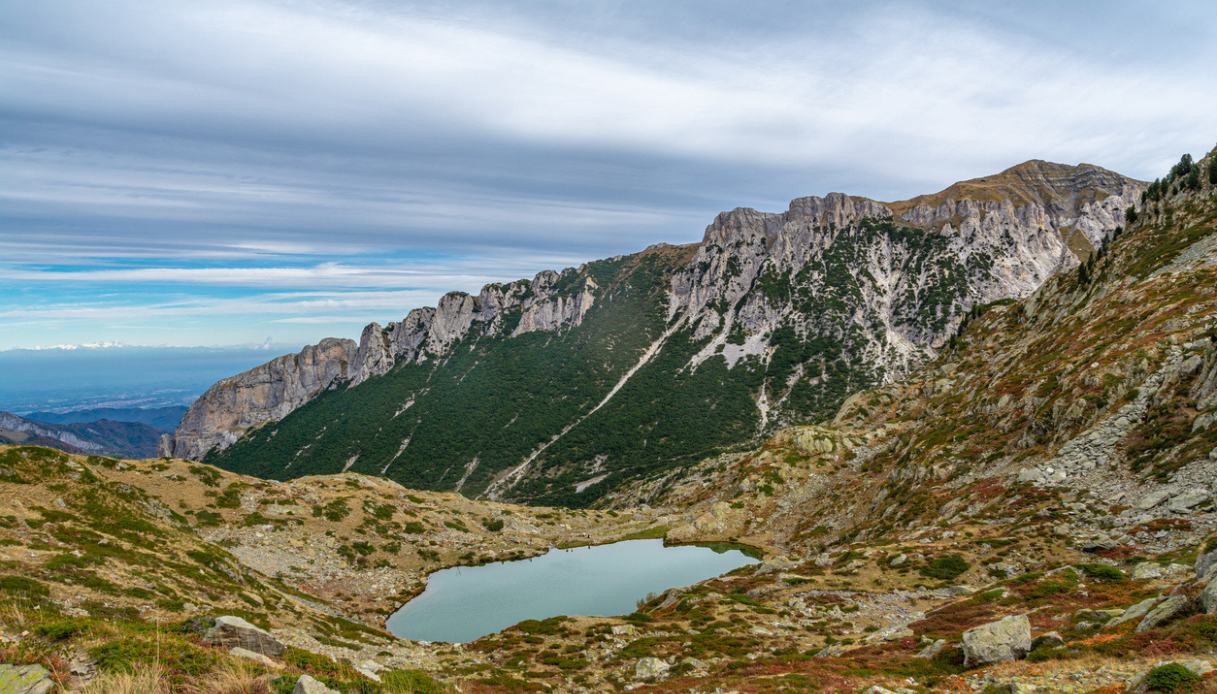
[1202,575,1217,614]
[889,553,908,567]
[0,664,54,694]
[1109,597,1161,627]
[1030,631,1064,650]
[915,639,945,659]
[961,615,1032,666]
[353,660,382,682]
[1133,563,1164,580]
[1136,489,1172,510]
[203,616,285,657]
[1136,594,1194,633]
[1167,489,1211,513]
[294,674,339,694]
[230,647,281,668]
[1196,547,1217,580]
[633,657,670,681]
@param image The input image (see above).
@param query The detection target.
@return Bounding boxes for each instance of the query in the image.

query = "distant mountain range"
[23,405,187,433]
[0,411,165,458]
[164,159,1144,506]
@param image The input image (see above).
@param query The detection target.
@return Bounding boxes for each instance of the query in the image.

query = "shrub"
[1079,563,1126,582]
[480,517,504,532]
[35,618,91,641]
[1143,662,1202,692]
[0,575,50,597]
[920,555,970,581]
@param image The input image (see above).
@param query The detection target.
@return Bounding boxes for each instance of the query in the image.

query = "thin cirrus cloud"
[1,0,1215,349]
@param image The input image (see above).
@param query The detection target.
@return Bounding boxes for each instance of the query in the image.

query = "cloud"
[2,0,1215,348]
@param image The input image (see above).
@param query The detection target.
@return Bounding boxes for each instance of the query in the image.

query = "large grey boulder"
[1109,597,1161,627]
[203,615,285,657]
[1196,546,1217,580]
[0,664,54,694]
[1135,594,1193,633]
[961,614,1031,666]
[634,657,670,681]
[1202,575,1217,614]
[294,674,339,694]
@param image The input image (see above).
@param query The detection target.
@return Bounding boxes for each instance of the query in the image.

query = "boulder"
[1109,597,1162,627]
[294,674,339,694]
[633,657,670,681]
[1202,575,1217,614]
[1196,547,1217,580]
[961,614,1031,666]
[203,616,285,657]
[1168,489,1211,513]
[230,647,281,669]
[1030,631,1064,650]
[1136,594,1194,633]
[914,639,945,659]
[0,664,54,694]
[1133,563,1164,580]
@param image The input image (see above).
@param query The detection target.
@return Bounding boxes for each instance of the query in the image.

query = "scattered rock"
[230,647,281,669]
[294,674,338,694]
[1136,489,1172,510]
[0,664,54,694]
[962,614,1031,666]
[1133,563,1164,580]
[203,616,285,657]
[1196,547,1217,580]
[1136,594,1194,633]
[634,656,670,681]
[1202,575,1217,614]
[1109,597,1162,627]
[1030,631,1064,650]
[889,553,908,568]
[353,660,382,682]
[1167,489,1211,513]
[915,639,946,659]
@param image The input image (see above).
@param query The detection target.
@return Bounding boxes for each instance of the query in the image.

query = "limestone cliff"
[163,337,357,459]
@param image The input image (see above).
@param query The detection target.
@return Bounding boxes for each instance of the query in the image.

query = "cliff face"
[163,337,357,459]
[172,160,1145,505]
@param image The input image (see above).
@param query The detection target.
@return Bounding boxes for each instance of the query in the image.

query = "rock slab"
[962,614,1031,666]
[203,615,285,657]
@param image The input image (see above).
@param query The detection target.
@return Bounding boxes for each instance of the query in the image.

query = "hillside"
[171,161,1141,506]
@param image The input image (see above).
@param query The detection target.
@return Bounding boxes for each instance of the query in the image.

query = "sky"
[2,0,1215,350]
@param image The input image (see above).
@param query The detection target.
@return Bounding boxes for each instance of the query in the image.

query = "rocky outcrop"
[163,338,356,459]
[202,615,285,657]
[962,614,1032,666]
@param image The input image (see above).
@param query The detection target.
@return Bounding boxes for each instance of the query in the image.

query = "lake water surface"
[386,538,759,643]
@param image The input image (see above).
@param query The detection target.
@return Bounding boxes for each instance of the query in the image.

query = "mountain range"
[163,159,1142,505]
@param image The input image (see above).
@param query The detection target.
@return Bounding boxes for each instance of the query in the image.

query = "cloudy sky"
[2,0,1214,350]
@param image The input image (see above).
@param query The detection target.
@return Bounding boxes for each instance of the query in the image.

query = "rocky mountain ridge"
[168,160,1142,505]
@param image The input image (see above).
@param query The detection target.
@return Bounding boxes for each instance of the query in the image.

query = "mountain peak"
[889,159,1141,215]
